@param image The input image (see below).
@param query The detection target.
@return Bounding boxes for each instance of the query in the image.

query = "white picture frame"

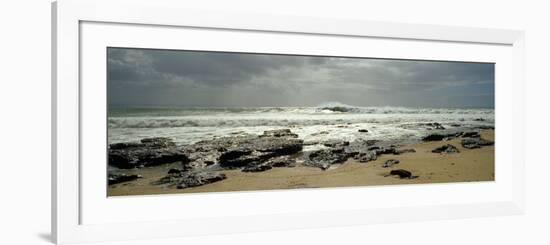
[52,0,525,244]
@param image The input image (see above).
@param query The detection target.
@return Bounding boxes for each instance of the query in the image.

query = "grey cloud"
[108,47,494,108]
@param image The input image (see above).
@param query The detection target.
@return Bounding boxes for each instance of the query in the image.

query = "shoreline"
[108,130,494,196]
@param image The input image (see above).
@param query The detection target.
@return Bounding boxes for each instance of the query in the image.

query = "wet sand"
[108,130,494,196]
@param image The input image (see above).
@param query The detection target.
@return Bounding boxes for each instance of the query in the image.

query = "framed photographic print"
[52,0,525,244]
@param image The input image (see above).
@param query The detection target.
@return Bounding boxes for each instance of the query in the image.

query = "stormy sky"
[107,47,494,108]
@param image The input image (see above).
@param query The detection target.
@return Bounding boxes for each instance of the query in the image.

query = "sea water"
[108,102,494,150]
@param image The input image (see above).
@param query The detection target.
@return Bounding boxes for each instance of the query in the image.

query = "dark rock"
[343,139,379,156]
[383,159,400,168]
[167,168,182,174]
[425,122,445,130]
[477,125,495,130]
[461,138,494,149]
[422,133,460,141]
[305,148,349,170]
[474,118,486,121]
[108,173,141,185]
[155,171,226,189]
[184,133,303,170]
[320,106,352,112]
[266,156,296,167]
[140,137,176,148]
[261,129,298,138]
[354,150,377,163]
[374,147,397,155]
[242,164,273,172]
[219,148,253,164]
[394,148,416,155]
[462,131,480,138]
[310,131,329,136]
[358,129,369,133]
[323,140,349,148]
[432,144,460,154]
[109,137,189,169]
[109,142,145,150]
[176,172,226,189]
[109,147,190,169]
[251,137,304,155]
[450,123,461,127]
[388,169,415,179]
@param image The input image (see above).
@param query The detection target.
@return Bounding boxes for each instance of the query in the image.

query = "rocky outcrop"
[461,138,494,149]
[108,173,142,185]
[432,144,460,154]
[305,147,349,170]
[358,129,369,133]
[179,130,303,171]
[147,129,304,187]
[108,137,189,169]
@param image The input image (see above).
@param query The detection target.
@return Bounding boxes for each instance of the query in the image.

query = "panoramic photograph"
[106,47,495,196]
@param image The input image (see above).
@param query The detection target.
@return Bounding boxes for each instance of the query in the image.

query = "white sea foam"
[108,106,494,146]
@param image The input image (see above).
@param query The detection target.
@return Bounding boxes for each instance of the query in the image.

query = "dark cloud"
[107,47,494,108]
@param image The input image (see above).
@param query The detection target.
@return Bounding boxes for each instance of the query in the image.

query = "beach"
[108,129,494,196]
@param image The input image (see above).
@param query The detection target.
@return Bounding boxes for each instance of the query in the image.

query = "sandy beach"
[108,129,494,196]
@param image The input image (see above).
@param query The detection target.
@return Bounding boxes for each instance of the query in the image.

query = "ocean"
[108,102,494,150]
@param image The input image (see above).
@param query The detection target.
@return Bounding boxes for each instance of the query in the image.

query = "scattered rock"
[461,138,494,149]
[432,144,460,154]
[358,129,369,133]
[108,173,142,185]
[383,159,400,168]
[388,169,417,179]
